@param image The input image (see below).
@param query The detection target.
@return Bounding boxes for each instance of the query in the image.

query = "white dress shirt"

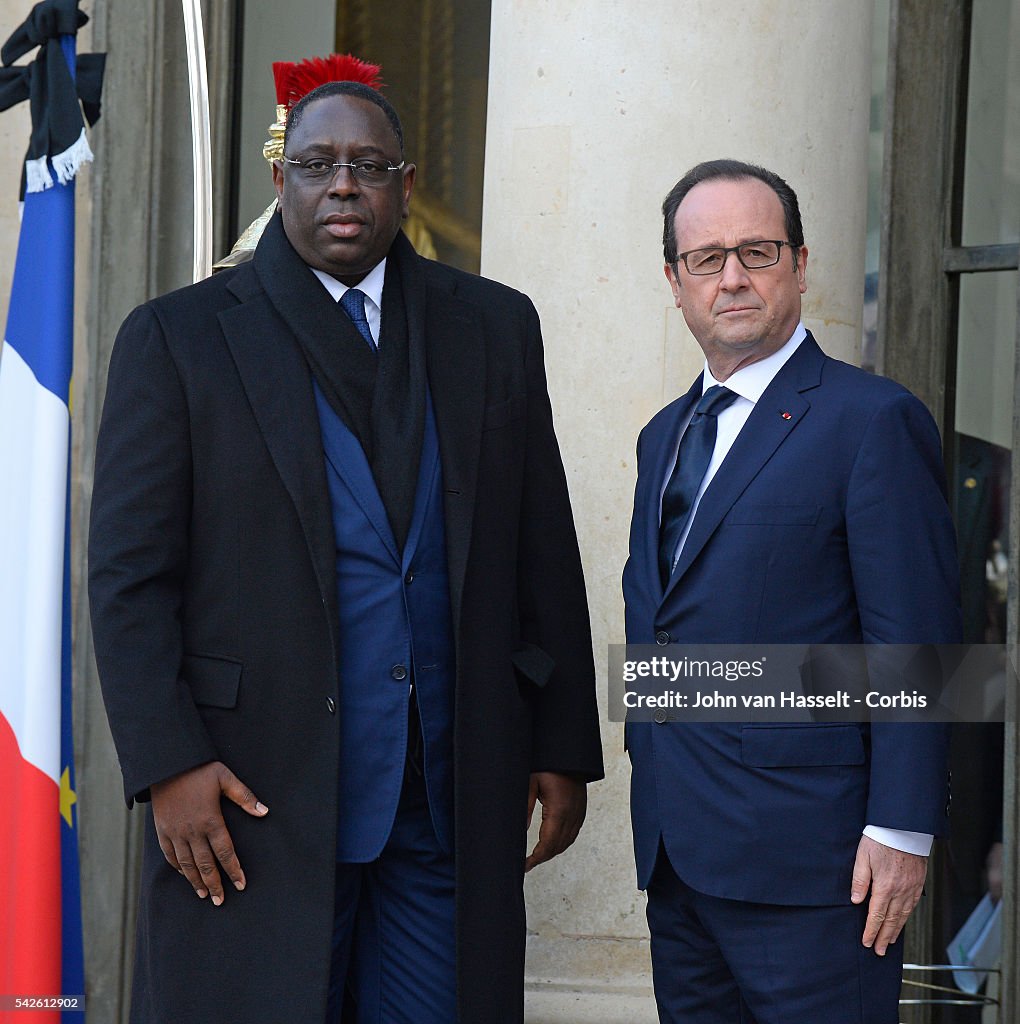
[659,323,807,560]
[312,258,386,345]
[660,321,932,858]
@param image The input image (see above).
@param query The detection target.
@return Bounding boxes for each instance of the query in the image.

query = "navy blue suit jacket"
[315,384,455,862]
[623,333,961,904]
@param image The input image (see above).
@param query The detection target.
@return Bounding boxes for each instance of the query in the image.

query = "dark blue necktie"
[658,385,738,587]
[340,287,375,350]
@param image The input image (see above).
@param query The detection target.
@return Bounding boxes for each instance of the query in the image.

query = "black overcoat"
[88,224,604,1024]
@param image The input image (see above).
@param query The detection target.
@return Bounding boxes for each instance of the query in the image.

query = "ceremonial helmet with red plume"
[262,53,384,163]
[273,53,383,110]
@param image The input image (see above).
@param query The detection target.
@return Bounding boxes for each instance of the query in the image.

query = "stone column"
[480,3,874,1019]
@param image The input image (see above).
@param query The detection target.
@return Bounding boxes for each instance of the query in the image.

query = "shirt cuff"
[863,825,933,857]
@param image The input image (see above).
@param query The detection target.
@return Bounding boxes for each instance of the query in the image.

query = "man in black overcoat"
[88,81,603,1024]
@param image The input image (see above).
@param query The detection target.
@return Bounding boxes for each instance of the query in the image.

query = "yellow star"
[60,766,77,828]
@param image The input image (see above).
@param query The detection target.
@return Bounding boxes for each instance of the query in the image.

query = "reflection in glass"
[943,269,1016,1022]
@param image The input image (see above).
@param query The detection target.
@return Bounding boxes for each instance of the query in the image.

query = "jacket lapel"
[401,390,441,573]
[218,263,339,626]
[423,270,486,633]
[662,334,825,601]
[314,382,400,566]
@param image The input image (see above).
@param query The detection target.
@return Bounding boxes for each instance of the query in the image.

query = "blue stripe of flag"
[3,181,75,403]
[2,34,77,405]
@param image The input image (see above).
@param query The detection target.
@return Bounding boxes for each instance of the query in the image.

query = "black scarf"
[0,0,105,197]
[253,213,426,552]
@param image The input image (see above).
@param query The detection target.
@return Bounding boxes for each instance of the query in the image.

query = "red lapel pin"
[781,411,792,420]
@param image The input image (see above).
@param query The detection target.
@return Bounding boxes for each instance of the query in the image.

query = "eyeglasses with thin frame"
[674,240,795,276]
[279,155,405,187]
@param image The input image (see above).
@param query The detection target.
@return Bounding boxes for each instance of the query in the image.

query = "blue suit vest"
[314,383,455,862]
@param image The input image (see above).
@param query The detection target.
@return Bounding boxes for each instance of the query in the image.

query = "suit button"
[391,665,407,681]
[326,697,336,713]
[404,571,414,584]
[655,631,670,646]
[653,709,668,724]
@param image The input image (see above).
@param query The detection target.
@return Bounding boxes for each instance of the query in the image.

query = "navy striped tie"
[658,385,738,588]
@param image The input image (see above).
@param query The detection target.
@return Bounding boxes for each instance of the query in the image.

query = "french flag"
[0,7,102,1019]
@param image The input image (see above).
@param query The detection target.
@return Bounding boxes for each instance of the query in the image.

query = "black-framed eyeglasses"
[674,240,794,276]
[280,155,405,187]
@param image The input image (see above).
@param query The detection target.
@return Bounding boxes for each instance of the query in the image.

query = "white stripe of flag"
[0,339,66,784]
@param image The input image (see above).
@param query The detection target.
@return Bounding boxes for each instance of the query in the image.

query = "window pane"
[953,269,1014,647]
[943,271,1014,1023]
[961,0,1020,246]
[955,272,1017,453]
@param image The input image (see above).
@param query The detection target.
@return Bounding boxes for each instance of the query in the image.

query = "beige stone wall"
[480,2,873,1018]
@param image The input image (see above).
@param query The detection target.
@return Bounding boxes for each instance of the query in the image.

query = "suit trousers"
[646,844,903,1024]
[326,766,456,1024]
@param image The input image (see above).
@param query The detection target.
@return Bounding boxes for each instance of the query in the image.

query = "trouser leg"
[647,844,904,1024]
[338,769,457,1024]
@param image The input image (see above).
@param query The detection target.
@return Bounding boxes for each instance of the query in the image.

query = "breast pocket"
[726,503,822,526]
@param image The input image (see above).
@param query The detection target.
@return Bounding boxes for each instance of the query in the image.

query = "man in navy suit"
[89,83,603,1023]
[622,160,961,1023]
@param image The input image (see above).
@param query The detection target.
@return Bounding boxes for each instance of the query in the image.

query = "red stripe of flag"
[0,713,61,1024]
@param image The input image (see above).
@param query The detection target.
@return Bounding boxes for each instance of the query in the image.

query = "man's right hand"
[150,761,268,906]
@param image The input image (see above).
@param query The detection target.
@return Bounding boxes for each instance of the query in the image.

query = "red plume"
[272,54,384,109]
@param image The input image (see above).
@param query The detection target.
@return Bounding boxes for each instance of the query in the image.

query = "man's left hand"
[525,772,586,872]
[850,834,928,955]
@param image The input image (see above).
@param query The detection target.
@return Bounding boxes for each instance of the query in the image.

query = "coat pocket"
[741,724,865,767]
[511,641,555,688]
[182,653,242,709]
[482,393,526,431]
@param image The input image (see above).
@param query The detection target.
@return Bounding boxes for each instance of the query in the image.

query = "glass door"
[939,0,1019,1019]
